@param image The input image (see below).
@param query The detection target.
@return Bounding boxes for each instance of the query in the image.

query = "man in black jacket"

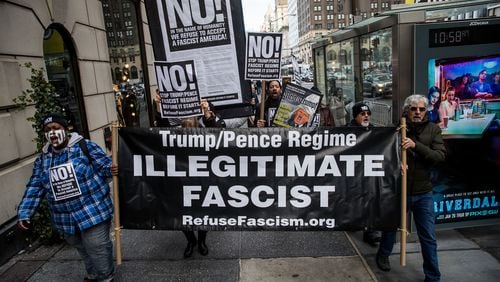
[376,94,446,282]
[348,102,382,246]
[254,80,282,127]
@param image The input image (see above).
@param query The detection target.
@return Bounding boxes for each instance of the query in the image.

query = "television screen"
[426,55,500,139]
[414,20,500,226]
[426,55,500,224]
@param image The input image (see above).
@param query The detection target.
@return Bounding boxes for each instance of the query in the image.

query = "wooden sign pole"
[400,117,407,266]
[111,121,122,265]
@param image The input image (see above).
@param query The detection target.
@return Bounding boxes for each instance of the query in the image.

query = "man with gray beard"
[348,102,381,246]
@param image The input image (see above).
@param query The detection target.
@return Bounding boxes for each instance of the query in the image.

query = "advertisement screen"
[427,55,500,139]
[428,55,500,224]
[415,20,500,226]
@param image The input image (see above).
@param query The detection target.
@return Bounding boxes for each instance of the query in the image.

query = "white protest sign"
[156,60,202,118]
[49,163,82,201]
[245,32,283,80]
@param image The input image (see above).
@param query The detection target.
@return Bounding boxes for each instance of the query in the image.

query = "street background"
[1,224,499,281]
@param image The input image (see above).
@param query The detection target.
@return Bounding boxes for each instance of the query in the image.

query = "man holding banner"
[17,113,118,282]
[376,95,445,282]
[348,102,382,246]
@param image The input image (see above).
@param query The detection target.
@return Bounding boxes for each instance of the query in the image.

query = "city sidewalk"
[349,224,500,281]
[0,225,498,281]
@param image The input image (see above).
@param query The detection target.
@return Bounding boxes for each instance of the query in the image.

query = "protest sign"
[49,163,81,201]
[145,0,251,115]
[272,83,322,128]
[245,32,283,80]
[156,61,202,118]
[118,127,401,231]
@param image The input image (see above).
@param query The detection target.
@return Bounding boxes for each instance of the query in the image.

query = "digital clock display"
[429,24,500,48]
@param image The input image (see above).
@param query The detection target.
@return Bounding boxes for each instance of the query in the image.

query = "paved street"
[1,224,499,281]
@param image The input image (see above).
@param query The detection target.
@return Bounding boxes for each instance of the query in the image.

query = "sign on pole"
[245,32,283,80]
[145,0,251,117]
[155,61,202,118]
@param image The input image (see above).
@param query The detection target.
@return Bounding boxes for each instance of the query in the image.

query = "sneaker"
[376,254,391,272]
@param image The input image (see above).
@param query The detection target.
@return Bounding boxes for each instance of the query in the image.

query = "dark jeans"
[377,192,441,282]
[183,230,207,243]
[65,220,114,281]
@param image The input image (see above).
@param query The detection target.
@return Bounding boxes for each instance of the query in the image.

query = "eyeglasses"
[359,111,371,116]
[410,107,426,112]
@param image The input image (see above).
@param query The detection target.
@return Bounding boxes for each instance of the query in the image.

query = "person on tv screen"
[427,86,442,126]
[492,72,500,96]
[471,69,493,98]
[455,74,474,100]
[439,87,458,119]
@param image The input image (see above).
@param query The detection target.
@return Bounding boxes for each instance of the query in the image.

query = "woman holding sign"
[17,113,118,282]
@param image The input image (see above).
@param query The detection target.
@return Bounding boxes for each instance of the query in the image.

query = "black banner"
[118,127,401,231]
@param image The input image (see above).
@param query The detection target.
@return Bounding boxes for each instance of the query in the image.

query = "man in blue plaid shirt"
[17,113,118,282]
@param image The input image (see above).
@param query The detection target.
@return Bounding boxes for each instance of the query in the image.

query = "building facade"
[295,0,403,66]
[102,0,144,85]
[0,0,119,263]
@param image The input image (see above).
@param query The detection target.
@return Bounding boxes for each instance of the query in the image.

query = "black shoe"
[198,241,209,256]
[376,254,391,272]
[183,242,196,258]
[363,231,380,247]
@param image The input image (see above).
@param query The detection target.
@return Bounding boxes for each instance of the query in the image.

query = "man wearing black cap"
[348,102,382,246]
[17,113,118,282]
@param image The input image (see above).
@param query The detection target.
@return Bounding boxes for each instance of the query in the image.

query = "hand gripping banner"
[118,127,401,231]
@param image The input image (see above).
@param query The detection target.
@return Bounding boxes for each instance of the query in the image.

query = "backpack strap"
[78,139,92,163]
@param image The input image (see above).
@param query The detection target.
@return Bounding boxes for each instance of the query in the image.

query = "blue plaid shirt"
[18,134,113,234]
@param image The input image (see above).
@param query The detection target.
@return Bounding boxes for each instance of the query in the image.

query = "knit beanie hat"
[352,102,371,118]
[42,113,68,128]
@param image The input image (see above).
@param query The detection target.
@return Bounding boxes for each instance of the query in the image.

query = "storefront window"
[315,47,326,99]
[326,39,354,105]
[360,28,392,99]
[43,25,88,137]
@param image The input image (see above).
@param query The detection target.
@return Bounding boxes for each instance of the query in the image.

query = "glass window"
[131,66,138,79]
[315,47,326,97]
[326,39,354,121]
[359,28,392,99]
[43,25,88,136]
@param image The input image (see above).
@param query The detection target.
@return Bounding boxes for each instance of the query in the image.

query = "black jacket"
[254,97,281,127]
[200,113,226,128]
[405,118,446,195]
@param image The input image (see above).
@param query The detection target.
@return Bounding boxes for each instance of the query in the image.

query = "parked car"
[363,74,392,97]
[333,72,347,80]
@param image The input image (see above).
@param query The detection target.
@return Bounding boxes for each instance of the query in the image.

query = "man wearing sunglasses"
[348,103,382,246]
[376,94,446,282]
